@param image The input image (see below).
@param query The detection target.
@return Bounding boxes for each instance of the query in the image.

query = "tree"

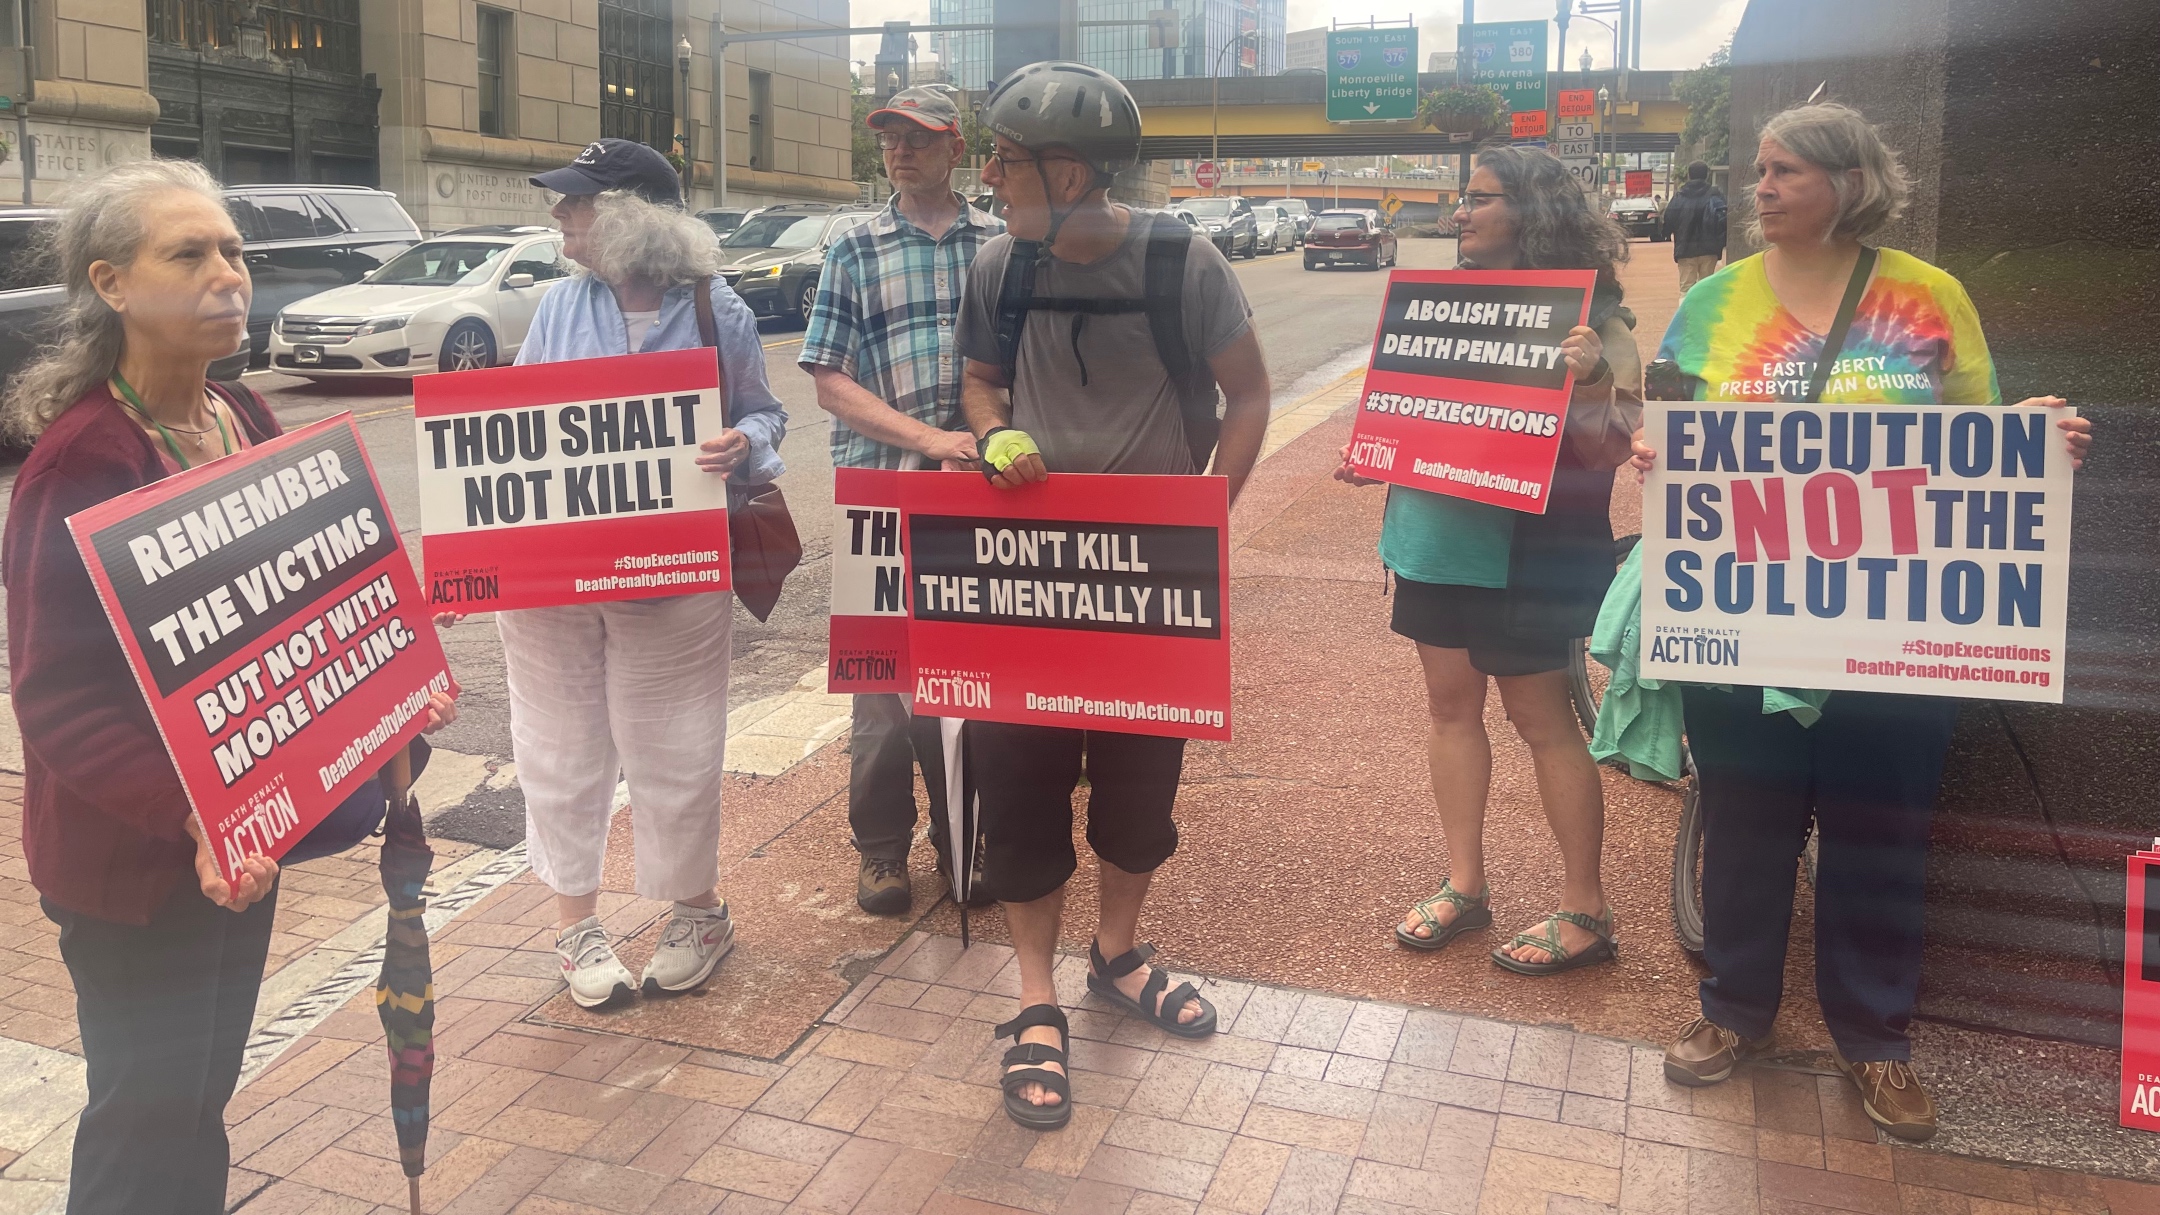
[1417,84,1506,139]
[1675,43,1732,167]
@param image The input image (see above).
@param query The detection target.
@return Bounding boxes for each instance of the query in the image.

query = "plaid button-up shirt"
[798,192,1005,469]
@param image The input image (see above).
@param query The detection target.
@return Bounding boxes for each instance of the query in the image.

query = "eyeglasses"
[1458,191,1510,211]
[875,128,952,151]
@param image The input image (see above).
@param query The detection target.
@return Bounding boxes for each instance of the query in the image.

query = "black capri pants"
[966,721,1187,905]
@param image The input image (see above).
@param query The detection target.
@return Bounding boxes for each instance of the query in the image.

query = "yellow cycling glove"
[980,426,1041,481]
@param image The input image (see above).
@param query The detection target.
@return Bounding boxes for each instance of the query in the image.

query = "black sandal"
[1086,940,1220,1038]
[995,1004,1073,1131]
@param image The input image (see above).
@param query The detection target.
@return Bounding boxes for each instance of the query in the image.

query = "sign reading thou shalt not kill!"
[68,414,453,883]
[413,347,734,613]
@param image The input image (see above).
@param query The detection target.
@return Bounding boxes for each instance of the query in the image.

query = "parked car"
[1180,196,1258,259]
[223,185,422,364]
[1303,210,1398,270]
[1250,206,1296,254]
[1275,198,1315,244]
[266,226,568,378]
[695,206,759,239]
[1609,197,1667,241]
[2,207,249,416]
[716,203,878,323]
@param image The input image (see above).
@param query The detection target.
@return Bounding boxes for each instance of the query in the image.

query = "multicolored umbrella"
[374,746,436,1215]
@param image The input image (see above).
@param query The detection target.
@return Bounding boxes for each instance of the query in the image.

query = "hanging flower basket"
[1417,85,1507,141]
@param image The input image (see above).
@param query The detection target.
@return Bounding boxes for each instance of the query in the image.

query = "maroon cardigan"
[5,383,280,924]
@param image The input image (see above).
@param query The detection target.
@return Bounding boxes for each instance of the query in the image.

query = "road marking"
[763,336,805,350]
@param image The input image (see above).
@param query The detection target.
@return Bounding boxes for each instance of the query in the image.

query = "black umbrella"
[374,746,435,1215]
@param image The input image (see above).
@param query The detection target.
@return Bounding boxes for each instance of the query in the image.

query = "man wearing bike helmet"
[952,60,1273,1131]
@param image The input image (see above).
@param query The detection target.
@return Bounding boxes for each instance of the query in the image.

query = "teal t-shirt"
[1378,486,1514,588]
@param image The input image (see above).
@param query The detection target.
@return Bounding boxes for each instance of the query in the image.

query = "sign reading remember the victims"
[68,415,453,883]
[829,469,1230,740]
[1641,402,2074,702]
[1343,269,1595,513]
[413,348,731,612]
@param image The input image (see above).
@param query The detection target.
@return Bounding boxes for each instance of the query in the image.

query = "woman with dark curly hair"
[1337,145,1642,975]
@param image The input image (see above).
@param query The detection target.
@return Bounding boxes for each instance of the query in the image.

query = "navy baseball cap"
[531,139,683,207]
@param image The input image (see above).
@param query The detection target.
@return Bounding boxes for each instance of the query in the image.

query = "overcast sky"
[843,0,1743,75]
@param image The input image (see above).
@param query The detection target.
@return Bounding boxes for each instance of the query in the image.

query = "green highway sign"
[1467,20,1548,119]
[1326,27,1417,124]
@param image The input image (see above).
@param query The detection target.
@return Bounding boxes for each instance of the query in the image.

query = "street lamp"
[676,36,693,197]
[1210,29,1258,194]
[1597,84,1611,193]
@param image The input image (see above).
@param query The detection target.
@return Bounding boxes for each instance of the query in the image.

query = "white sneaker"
[555,916,635,1009]
[641,900,735,994]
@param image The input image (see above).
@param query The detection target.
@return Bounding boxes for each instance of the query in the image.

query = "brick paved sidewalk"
[216,905,2160,1215]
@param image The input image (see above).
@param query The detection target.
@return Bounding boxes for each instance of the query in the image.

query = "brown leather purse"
[694,277,802,623]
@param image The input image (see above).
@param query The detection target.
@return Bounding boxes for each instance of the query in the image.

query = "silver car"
[1251,205,1296,254]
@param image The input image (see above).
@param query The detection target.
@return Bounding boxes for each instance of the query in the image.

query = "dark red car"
[1302,210,1398,271]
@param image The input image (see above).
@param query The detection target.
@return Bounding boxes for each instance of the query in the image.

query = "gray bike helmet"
[982,61,1143,185]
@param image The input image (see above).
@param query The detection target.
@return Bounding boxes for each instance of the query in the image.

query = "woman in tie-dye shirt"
[1632,102,2091,1145]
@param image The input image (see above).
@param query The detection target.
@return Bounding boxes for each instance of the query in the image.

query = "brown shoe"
[1663,1016,1772,1087]
[1836,1052,1938,1143]
[857,856,910,916]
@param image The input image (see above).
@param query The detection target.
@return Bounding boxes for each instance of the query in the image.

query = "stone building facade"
[0,0,854,228]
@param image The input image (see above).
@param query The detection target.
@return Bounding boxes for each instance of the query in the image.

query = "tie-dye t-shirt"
[1657,248,2000,407]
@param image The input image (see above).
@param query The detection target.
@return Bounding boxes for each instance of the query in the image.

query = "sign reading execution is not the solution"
[414,348,732,612]
[69,415,452,883]
[1641,402,2074,702]
[1343,269,1595,513]
[829,469,1231,740]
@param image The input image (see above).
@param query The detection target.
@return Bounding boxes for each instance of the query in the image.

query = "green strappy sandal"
[1394,881,1493,952]
[1491,909,1618,976]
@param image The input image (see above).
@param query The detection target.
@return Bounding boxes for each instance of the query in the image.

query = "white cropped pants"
[496,593,732,902]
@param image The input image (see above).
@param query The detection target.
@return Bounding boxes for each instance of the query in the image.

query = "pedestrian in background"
[473,139,788,1009]
[1335,145,1640,977]
[1666,160,1728,293]
[1633,101,2091,1142]
[0,159,453,1214]
[798,85,1005,916]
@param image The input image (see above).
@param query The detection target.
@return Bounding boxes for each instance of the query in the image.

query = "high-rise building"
[1286,27,1326,72]
[929,0,1287,93]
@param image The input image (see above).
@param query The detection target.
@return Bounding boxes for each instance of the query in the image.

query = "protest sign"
[1343,269,1595,513]
[1641,402,2073,702]
[68,415,453,883]
[2123,845,2160,1130]
[413,347,731,612]
[830,468,1231,740]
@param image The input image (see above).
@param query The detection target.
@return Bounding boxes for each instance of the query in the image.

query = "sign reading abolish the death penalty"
[1343,269,1595,513]
[1641,402,2075,702]
[829,468,1231,740]
[413,348,731,612]
[68,415,453,883]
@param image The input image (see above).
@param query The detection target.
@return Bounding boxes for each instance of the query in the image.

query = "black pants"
[1682,686,1959,1062]
[965,723,1187,905]
[849,693,949,863]
[46,881,278,1215]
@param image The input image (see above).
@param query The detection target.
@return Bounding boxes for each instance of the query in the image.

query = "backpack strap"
[692,276,733,423]
[1141,211,1220,471]
[993,239,1045,388]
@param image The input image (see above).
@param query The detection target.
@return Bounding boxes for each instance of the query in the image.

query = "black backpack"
[991,210,1222,471]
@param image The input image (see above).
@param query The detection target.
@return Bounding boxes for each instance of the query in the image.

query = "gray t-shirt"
[958,212,1253,475]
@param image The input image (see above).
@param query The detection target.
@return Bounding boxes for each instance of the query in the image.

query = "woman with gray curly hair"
[1335,144,1642,976]
[1633,101,2090,1141]
[469,138,787,1009]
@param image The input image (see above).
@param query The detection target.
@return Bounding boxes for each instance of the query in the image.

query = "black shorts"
[963,722,1186,905]
[1389,575,1572,677]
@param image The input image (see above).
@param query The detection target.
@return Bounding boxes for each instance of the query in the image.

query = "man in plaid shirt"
[799,84,1004,915]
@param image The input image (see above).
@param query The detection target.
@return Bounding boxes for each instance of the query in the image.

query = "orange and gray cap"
[868,86,962,133]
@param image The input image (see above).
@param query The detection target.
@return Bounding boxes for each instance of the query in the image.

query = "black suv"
[716,203,878,323]
[1,208,250,412]
[223,185,421,363]
[1179,196,1260,259]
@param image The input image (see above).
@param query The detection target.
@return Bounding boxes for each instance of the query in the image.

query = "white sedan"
[266,225,567,378]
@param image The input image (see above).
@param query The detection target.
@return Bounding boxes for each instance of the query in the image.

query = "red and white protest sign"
[68,415,453,884]
[1342,269,1595,513]
[2125,845,2160,1130]
[413,348,731,612]
[829,468,1231,740]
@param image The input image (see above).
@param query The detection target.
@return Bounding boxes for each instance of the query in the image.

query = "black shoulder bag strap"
[1804,246,1878,403]
[993,239,1045,386]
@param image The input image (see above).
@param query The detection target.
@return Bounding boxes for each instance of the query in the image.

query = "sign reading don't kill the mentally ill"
[414,348,731,612]
[829,469,1231,741]
[1641,402,2075,702]
[1343,269,1595,513]
[68,415,453,884]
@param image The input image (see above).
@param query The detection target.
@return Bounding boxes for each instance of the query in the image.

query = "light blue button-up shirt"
[517,273,788,490]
